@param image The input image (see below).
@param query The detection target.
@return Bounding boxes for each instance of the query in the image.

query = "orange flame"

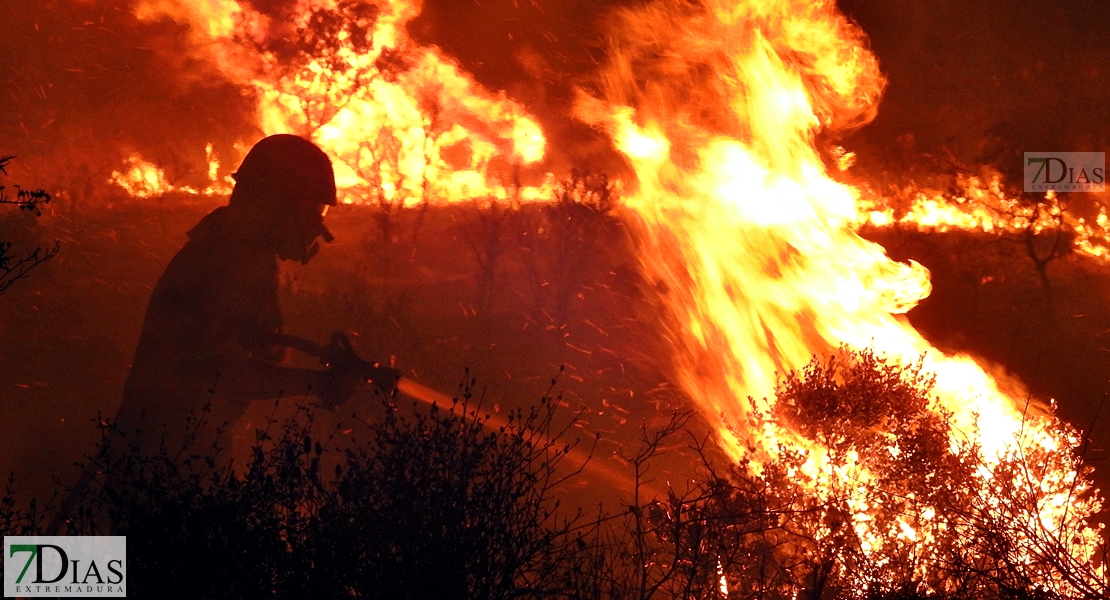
[123,0,549,204]
[581,0,1102,589]
[113,0,1105,588]
[109,144,233,198]
[856,169,1110,261]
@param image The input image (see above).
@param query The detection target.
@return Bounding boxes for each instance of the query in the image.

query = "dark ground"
[0,195,700,509]
[3,195,1110,510]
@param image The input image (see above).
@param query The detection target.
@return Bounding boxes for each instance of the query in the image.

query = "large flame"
[121,0,549,204]
[109,0,1104,589]
[579,0,1102,589]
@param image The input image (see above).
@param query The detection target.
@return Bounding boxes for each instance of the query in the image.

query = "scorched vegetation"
[2,351,1106,599]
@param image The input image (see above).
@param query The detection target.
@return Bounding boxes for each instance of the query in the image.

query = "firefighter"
[114,134,364,460]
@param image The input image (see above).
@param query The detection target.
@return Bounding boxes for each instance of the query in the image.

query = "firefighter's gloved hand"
[316,366,365,411]
[319,331,400,396]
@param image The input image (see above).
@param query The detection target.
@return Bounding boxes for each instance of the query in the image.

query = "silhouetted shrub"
[45,377,593,599]
[11,353,1106,599]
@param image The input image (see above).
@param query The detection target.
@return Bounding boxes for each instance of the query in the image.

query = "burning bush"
[5,354,1105,599]
[602,348,1106,600]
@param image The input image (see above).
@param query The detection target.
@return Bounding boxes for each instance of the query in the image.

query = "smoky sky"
[408,0,628,176]
[0,0,257,195]
[837,0,1110,182]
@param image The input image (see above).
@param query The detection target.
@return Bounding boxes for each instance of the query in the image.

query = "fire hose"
[274,331,655,498]
[273,331,469,414]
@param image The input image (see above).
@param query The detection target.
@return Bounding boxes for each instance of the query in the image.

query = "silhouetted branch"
[0,240,60,295]
[0,154,58,295]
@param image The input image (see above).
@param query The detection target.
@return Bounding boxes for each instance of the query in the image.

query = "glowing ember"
[122,0,549,205]
[580,0,1102,591]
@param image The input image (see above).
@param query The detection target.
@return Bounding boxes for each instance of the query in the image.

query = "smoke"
[836,0,1110,182]
[0,0,257,202]
[410,0,631,177]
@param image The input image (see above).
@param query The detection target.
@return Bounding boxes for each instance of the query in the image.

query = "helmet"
[231,134,337,209]
[230,134,337,263]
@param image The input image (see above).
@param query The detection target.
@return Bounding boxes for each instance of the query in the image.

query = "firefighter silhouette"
[114,134,362,459]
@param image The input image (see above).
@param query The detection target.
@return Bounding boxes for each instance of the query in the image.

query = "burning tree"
[120,0,547,206]
[759,349,1104,598]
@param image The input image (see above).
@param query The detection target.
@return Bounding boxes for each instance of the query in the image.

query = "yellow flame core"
[129,0,548,204]
[582,0,1101,589]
